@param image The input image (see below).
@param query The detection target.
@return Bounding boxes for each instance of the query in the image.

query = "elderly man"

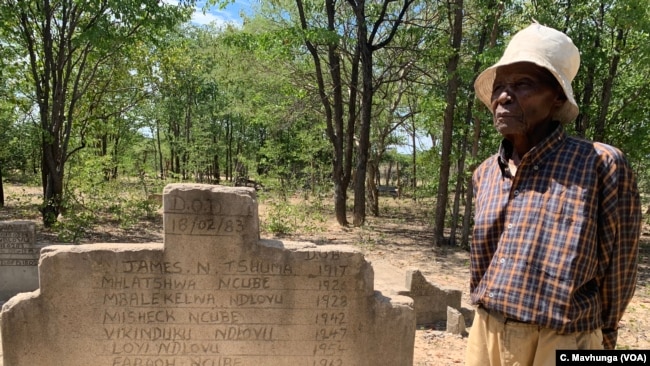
[467,23,641,365]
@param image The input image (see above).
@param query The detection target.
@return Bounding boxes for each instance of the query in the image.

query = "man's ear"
[551,92,567,121]
[554,89,567,107]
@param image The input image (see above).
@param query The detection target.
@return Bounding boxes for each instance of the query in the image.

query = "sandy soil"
[0,186,648,365]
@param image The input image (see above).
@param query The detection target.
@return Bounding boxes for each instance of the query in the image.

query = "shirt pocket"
[540,182,589,228]
[533,182,597,284]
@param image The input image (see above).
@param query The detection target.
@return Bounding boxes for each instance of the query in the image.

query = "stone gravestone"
[1,184,415,366]
[0,221,39,303]
[446,306,466,336]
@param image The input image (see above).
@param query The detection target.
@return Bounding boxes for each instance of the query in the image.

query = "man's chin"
[494,121,524,136]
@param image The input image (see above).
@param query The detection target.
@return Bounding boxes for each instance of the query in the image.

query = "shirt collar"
[497,122,566,176]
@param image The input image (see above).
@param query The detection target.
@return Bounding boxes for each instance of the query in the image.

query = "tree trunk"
[0,162,4,207]
[367,160,379,216]
[226,118,232,182]
[350,0,413,225]
[411,120,417,192]
[353,32,373,227]
[212,134,220,184]
[449,134,467,246]
[385,162,392,186]
[458,5,495,247]
[41,147,64,227]
[101,134,110,181]
[396,161,402,199]
[183,101,193,180]
[574,3,603,138]
[296,0,351,226]
[432,0,463,246]
[594,28,624,142]
[11,0,188,227]
[462,116,481,247]
[333,179,348,226]
[298,0,412,226]
[111,132,120,180]
[156,120,164,179]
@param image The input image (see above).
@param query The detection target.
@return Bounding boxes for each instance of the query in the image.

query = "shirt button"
[500,258,506,264]
[488,292,495,298]
[507,223,513,229]
[514,190,520,196]
[533,165,539,171]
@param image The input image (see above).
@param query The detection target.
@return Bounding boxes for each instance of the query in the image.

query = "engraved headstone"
[0,221,40,302]
[1,184,415,366]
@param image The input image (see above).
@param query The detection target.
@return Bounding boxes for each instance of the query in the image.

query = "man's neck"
[506,120,560,157]
[508,151,521,177]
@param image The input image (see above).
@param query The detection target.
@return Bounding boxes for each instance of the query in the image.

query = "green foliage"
[112,198,161,227]
[54,183,161,244]
[46,150,164,243]
[263,199,297,235]
[1,0,649,233]
[1,0,196,225]
[54,209,97,244]
[261,196,327,236]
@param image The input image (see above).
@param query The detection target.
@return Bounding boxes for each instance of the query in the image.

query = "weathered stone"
[1,184,415,366]
[446,306,466,336]
[0,221,42,302]
[401,268,462,325]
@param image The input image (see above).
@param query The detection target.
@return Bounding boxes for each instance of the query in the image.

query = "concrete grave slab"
[1,184,415,366]
[446,306,466,336]
[0,317,3,366]
[402,268,462,326]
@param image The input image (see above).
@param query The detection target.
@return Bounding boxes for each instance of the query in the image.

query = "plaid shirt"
[471,124,641,349]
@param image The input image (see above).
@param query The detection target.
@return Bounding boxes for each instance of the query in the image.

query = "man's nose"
[496,90,512,104]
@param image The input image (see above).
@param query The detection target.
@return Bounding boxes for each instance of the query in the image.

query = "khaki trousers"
[465,306,603,366]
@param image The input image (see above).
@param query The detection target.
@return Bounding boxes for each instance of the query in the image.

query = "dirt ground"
[1,185,649,365]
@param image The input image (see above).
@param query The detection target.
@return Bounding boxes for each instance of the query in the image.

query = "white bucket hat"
[474,23,581,124]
